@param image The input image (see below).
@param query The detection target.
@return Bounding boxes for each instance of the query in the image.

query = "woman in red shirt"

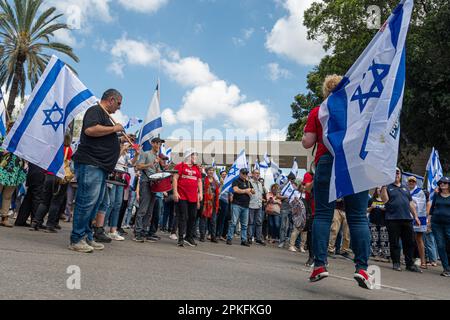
[173,148,203,247]
[302,75,373,290]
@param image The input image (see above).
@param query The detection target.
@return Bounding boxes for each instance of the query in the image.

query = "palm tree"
[0,0,79,118]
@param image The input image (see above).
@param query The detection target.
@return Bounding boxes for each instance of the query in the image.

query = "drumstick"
[98,104,137,149]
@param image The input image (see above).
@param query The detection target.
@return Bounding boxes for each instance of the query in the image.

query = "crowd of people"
[0,87,449,292]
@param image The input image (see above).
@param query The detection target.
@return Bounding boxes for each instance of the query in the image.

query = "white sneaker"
[108,232,125,241]
[288,246,297,252]
[278,242,285,248]
[300,247,306,253]
[169,233,178,240]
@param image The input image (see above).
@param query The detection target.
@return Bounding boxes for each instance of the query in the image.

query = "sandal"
[431,262,438,267]
[420,264,428,270]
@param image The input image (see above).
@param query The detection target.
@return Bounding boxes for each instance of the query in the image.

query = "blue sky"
[43,0,326,140]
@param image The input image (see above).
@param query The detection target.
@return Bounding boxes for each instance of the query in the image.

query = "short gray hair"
[101,89,122,101]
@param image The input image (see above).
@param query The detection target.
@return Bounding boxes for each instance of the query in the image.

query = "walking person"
[199,167,220,243]
[429,177,450,277]
[226,168,253,246]
[173,148,203,247]
[278,173,296,248]
[381,168,422,273]
[69,89,124,253]
[248,169,266,246]
[302,75,374,289]
[367,187,390,261]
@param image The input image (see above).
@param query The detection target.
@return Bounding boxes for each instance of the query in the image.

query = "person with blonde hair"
[302,75,373,289]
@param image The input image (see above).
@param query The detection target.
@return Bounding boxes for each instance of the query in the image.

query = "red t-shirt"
[175,162,202,203]
[303,172,315,216]
[46,146,73,176]
[304,106,329,165]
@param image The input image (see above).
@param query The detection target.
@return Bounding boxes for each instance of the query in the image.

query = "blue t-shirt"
[430,194,450,224]
[385,184,413,221]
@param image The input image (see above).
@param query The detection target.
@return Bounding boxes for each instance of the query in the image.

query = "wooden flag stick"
[98,104,136,148]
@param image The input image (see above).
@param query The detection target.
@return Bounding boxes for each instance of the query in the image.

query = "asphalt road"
[0,220,449,300]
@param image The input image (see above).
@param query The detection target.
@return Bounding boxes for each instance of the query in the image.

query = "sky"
[36,0,326,141]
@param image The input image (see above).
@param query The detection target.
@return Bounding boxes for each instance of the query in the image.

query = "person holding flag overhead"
[302,0,414,289]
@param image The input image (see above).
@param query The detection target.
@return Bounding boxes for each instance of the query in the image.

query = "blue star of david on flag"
[228,164,239,177]
[351,60,390,112]
[42,103,65,131]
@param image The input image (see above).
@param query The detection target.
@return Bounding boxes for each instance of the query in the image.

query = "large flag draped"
[319,0,414,201]
[0,89,6,137]
[2,56,97,177]
[426,148,443,201]
[221,150,248,194]
[139,82,162,151]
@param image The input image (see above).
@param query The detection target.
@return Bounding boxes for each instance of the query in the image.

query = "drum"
[106,169,130,186]
[148,172,173,193]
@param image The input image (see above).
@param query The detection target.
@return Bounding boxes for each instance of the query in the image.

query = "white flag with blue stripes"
[0,88,6,137]
[160,143,172,162]
[1,56,97,178]
[291,157,298,177]
[221,150,248,194]
[124,116,143,130]
[211,157,220,183]
[139,82,162,151]
[319,0,414,201]
[426,148,443,201]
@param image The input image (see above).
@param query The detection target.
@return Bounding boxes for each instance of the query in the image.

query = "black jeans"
[134,181,157,237]
[386,220,415,267]
[117,199,128,230]
[15,168,45,226]
[177,200,197,241]
[33,175,68,228]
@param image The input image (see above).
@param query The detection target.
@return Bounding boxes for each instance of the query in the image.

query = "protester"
[266,184,282,244]
[302,74,373,289]
[408,176,428,269]
[278,173,296,248]
[31,135,73,233]
[199,167,220,243]
[381,168,422,273]
[248,169,266,246]
[289,184,307,252]
[429,177,450,277]
[133,137,165,243]
[367,187,390,262]
[69,89,123,253]
[0,122,27,228]
[302,171,315,267]
[217,170,230,241]
[327,199,352,259]
[173,148,203,247]
[226,168,253,246]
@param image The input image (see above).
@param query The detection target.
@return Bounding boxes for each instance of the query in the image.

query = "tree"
[287,0,449,169]
[287,92,320,141]
[0,0,79,118]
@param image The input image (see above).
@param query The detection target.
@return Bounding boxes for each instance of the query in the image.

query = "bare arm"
[302,132,317,149]
[381,186,389,203]
[173,174,179,201]
[304,182,313,193]
[85,124,122,137]
[198,178,203,202]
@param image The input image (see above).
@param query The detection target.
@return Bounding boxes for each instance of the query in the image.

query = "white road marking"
[190,250,237,260]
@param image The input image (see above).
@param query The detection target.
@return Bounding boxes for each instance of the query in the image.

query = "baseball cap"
[438,177,450,185]
[183,148,198,159]
[240,168,249,174]
[407,176,417,182]
[151,137,165,144]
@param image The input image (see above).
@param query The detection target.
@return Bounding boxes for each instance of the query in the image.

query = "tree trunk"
[6,59,25,121]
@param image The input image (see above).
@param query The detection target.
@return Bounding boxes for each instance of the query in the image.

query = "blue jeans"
[124,190,136,226]
[150,197,164,235]
[279,210,291,244]
[268,214,281,240]
[104,185,124,229]
[431,222,450,272]
[424,231,438,263]
[313,153,370,271]
[71,163,107,244]
[227,204,249,242]
[248,208,264,242]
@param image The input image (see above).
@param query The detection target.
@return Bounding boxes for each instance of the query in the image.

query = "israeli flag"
[281,181,296,200]
[211,157,220,183]
[124,117,143,130]
[254,160,260,172]
[319,0,414,201]
[426,148,443,201]
[221,149,248,194]
[291,157,298,177]
[271,159,286,185]
[160,143,172,162]
[139,82,162,151]
[259,153,270,169]
[0,88,6,137]
[2,56,97,178]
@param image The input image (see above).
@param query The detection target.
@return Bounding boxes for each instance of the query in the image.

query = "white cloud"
[232,28,255,47]
[228,101,272,134]
[266,63,292,81]
[162,57,217,87]
[53,29,78,48]
[117,0,169,13]
[161,108,177,125]
[110,110,128,125]
[266,0,326,66]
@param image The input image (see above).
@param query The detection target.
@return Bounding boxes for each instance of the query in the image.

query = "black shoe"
[54,225,62,230]
[340,252,353,260]
[177,241,184,247]
[211,237,218,243]
[94,227,112,243]
[44,226,58,233]
[184,238,197,247]
[256,240,266,246]
[393,263,402,271]
[149,234,161,240]
[118,228,128,236]
[406,265,423,273]
[226,239,232,245]
[199,237,206,242]
[144,236,157,243]
[305,258,315,268]
[241,241,250,247]
[133,235,145,243]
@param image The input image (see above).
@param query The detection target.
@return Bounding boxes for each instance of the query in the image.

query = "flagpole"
[98,104,135,148]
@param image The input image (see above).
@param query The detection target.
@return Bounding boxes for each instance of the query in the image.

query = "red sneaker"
[309,266,329,282]
[354,269,374,290]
